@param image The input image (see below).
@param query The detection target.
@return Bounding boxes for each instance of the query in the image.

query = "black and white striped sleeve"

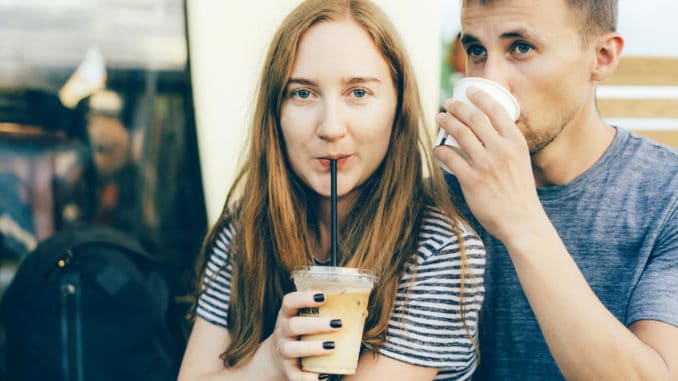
[196,224,236,328]
[378,208,486,380]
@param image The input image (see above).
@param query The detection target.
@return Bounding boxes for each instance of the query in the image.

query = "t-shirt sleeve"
[196,224,235,328]
[378,212,486,379]
[627,201,678,327]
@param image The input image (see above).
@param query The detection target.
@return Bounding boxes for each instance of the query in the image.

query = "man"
[434,0,678,380]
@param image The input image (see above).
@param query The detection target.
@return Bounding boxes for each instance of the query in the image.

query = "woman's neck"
[312,192,358,262]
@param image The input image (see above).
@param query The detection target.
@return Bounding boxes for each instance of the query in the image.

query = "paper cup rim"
[455,77,519,119]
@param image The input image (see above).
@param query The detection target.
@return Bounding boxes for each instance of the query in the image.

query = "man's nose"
[317,99,347,141]
[480,55,510,90]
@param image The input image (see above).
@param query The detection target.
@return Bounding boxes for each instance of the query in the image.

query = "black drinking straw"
[330,159,338,267]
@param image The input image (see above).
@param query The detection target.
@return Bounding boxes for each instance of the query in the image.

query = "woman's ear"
[591,32,625,82]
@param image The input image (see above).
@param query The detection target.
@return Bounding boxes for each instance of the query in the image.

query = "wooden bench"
[597,56,678,147]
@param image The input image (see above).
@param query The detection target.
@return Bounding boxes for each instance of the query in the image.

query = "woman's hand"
[269,290,342,381]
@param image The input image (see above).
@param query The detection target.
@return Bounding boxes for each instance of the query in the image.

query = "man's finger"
[436,112,488,167]
[444,96,500,148]
[467,86,522,141]
[434,145,473,181]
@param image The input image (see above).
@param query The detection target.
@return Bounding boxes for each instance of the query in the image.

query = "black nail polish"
[314,293,325,302]
[330,319,342,328]
[318,375,329,380]
[323,341,335,350]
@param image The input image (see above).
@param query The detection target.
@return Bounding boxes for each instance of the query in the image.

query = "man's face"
[461,0,597,154]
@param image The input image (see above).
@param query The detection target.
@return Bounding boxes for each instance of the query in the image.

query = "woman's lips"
[318,155,351,169]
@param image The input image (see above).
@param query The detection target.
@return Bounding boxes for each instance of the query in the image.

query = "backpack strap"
[67,227,151,260]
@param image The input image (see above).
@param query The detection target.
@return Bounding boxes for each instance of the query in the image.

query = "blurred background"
[0,0,206,374]
[0,0,676,377]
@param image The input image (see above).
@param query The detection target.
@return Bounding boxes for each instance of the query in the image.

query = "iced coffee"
[292,266,377,375]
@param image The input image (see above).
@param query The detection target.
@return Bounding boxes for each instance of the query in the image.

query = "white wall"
[188,1,440,223]
[617,2,678,57]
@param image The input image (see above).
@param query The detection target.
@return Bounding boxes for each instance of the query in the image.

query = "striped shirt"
[197,206,486,380]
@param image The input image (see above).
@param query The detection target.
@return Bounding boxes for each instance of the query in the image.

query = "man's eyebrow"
[500,28,533,39]
[461,34,479,45]
[461,28,535,45]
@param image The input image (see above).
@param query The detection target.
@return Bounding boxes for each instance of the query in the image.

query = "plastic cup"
[435,77,520,172]
[291,266,377,375]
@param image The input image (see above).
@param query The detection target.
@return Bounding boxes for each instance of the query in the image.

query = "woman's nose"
[317,100,347,141]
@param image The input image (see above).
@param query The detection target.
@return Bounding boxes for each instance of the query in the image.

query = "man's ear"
[591,32,624,82]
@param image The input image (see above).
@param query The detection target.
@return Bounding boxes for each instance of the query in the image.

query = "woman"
[178,1,485,380]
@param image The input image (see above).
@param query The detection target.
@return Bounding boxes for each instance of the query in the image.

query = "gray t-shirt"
[446,127,678,380]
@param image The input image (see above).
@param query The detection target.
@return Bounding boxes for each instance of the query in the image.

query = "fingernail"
[323,341,335,350]
[318,375,329,380]
[330,319,342,328]
[313,293,325,302]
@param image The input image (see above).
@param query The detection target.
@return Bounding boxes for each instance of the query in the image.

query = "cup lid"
[291,266,377,284]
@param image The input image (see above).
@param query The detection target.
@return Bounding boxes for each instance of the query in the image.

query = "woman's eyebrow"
[287,78,317,86]
[343,77,382,85]
[286,77,382,87]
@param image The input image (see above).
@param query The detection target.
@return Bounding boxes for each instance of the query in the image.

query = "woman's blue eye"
[352,88,367,98]
[296,89,311,99]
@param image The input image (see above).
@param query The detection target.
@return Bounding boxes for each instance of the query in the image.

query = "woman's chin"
[308,184,354,199]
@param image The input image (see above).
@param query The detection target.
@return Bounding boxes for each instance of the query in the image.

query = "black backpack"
[0,226,181,381]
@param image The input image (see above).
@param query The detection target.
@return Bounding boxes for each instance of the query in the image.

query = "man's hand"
[434,87,544,245]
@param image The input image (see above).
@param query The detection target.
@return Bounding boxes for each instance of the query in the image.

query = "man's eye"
[513,42,533,54]
[467,45,486,58]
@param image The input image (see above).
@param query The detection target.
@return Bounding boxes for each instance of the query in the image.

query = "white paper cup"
[435,77,520,172]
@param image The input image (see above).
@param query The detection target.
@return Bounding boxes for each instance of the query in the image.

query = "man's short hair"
[462,0,618,38]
